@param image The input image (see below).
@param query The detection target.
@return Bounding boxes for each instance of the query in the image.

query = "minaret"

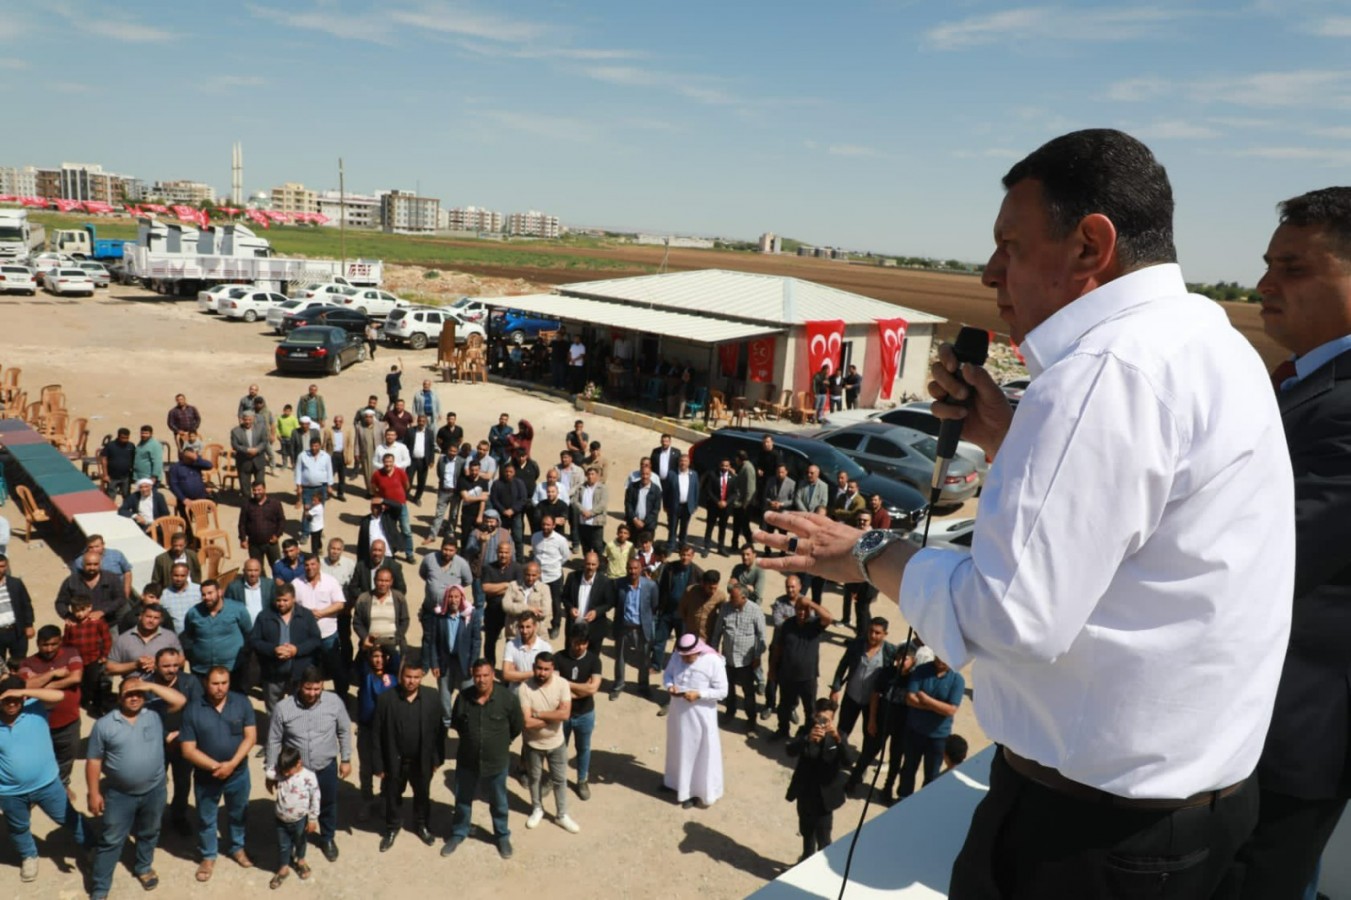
[231,142,244,205]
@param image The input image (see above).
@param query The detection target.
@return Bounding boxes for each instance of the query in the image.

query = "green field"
[25,211,648,272]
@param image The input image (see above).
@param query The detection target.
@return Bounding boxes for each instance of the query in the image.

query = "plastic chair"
[185,498,230,557]
[201,545,227,581]
[708,390,729,427]
[217,450,239,493]
[0,367,21,404]
[683,386,708,418]
[14,485,51,542]
[150,515,188,550]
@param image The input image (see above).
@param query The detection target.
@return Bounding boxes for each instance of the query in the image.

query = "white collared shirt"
[413,431,427,459]
[677,470,691,502]
[576,577,594,617]
[900,264,1293,799]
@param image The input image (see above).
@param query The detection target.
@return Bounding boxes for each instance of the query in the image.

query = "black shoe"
[681,798,695,809]
[416,827,436,847]
[576,780,591,801]
[320,840,338,862]
[378,832,396,853]
[608,689,621,701]
[769,729,787,741]
[757,708,773,722]
[172,813,192,836]
[497,837,513,860]
[656,704,669,717]
[440,837,463,857]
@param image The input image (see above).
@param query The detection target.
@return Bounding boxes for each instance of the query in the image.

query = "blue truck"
[49,223,130,261]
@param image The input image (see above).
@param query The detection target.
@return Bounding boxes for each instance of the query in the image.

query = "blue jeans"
[315,760,338,843]
[0,775,85,859]
[91,782,165,894]
[300,484,328,509]
[194,769,250,859]
[389,500,413,556]
[276,816,308,865]
[562,709,596,783]
[450,766,510,841]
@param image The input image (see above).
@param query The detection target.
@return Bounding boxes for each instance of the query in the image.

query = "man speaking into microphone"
[758,128,1294,898]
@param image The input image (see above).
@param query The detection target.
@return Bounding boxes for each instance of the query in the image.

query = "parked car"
[198,283,252,313]
[449,296,491,324]
[339,288,409,318]
[43,267,95,297]
[1001,377,1030,410]
[30,252,70,281]
[687,428,928,530]
[76,261,110,288]
[384,306,486,350]
[107,262,136,285]
[296,282,361,305]
[907,517,975,551]
[282,306,372,336]
[275,325,368,376]
[221,289,290,323]
[823,401,989,487]
[491,308,562,345]
[0,264,37,296]
[268,299,332,334]
[815,421,980,506]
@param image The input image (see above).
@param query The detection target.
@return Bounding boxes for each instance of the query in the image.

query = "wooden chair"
[217,450,239,493]
[216,566,241,593]
[768,389,793,421]
[201,545,227,581]
[185,498,230,557]
[13,485,51,543]
[730,396,751,428]
[792,391,817,424]
[150,515,188,550]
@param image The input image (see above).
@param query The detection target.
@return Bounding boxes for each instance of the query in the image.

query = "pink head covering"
[675,632,716,657]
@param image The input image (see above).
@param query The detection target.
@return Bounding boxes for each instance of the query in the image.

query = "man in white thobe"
[662,632,728,808]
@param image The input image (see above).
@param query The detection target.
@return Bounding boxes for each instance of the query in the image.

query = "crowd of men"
[0,382,966,896]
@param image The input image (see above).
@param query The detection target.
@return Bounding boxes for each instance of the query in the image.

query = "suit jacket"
[732,461,756,509]
[701,470,735,510]
[419,599,482,678]
[623,480,663,534]
[0,575,33,630]
[249,604,322,684]
[403,423,437,472]
[353,590,411,654]
[570,481,607,526]
[373,685,444,781]
[229,422,269,472]
[650,446,681,481]
[356,512,403,564]
[1261,350,1351,799]
[225,576,275,609]
[411,389,441,423]
[830,638,899,694]
[663,469,701,516]
[793,479,829,514]
[348,558,407,601]
[118,491,169,525]
[560,571,613,642]
[151,549,202,589]
[609,576,658,642]
[764,475,797,510]
[321,426,352,465]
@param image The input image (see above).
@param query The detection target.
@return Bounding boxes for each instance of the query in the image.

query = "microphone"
[930,327,989,505]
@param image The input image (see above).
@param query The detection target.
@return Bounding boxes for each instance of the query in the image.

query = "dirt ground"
[0,282,986,899]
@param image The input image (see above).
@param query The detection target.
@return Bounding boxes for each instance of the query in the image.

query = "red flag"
[1009,336,1025,364]
[20,196,47,208]
[719,342,740,377]
[747,336,775,383]
[876,317,909,400]
[0,194,14,202]
[804,319,845,376]
[247,209,270,229]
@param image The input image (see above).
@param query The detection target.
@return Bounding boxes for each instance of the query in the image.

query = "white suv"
[0,264,37,295]
[384,306,485,350]
[342,288,409,318]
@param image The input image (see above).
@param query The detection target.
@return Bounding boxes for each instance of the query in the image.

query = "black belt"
[1002,747,1245,811]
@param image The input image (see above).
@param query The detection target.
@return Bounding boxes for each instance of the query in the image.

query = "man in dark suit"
[117,478,170,532]
[650,434,680,531]
[356,497,403,566]
[560,552,612,656]
[608,556,658,701]
[349,540,407,601]
[403,413,437,504]
[701,457,734,556]
[229,411,269,497]
[623,468,662,538]
[1235,188,1351,897]
[663,454,700,553]
[374,653,444,851]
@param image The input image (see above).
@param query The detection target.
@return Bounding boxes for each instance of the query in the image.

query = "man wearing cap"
[663,632,729,809]
[118,478,170,533]
[229,412,268,498]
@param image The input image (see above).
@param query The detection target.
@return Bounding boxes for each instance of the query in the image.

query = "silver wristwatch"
[852,529,906,588]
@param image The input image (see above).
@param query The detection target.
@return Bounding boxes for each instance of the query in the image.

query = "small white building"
[480,268,943,406]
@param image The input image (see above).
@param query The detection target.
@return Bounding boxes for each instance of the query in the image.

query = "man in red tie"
[701,458,734,558]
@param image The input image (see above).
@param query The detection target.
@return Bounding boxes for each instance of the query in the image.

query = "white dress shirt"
[530,532,571,583]
[900,264,1294,799]
[575,577,594,617]
[378,442,411,470]
[295,450,334,487]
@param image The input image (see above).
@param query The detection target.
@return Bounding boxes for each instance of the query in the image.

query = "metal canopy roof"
[478,293,783,345]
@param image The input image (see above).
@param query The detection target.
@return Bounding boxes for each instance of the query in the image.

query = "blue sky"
[4,0,1351,283]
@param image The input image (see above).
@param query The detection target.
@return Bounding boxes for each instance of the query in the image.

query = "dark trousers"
[725,664,758,722]
[837,694,865,745]
[851,702,907,789]
[383,757,431,833]
[51,720,80,785]
[898,728,946,798]
[483,602,505,667]
[320,635,349,696]
[81,661,113,716]
[665,507,691,551]
[315,759,339,843]
[704,505,731,552]
[333,460,347,499]
[248,539,282,568]
[409,461,429,502]
[798,810,833,860]
[0,625,28,667]
[579,524,605,557]
[841,582,875,627]
[731,507,754,549]
[777,678,816,736]
[949,748,1259,900]
[276,816,307,866]
[1233,788,1346,900]
[238,459,265,498]
[613,624,650,692]
[546,576,565,631]
[649,611,681,672]
[166,745,193,820]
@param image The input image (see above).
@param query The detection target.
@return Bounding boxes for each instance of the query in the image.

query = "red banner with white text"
[748,337,775,383]
[805,319,845,376]
[876,317,909,400]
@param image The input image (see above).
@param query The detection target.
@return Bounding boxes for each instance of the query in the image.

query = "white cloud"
[455,41,643,61]
[475,109,599,143]
[1106,77,1171,102]
[205,75,268,91]
[925,6,1181,50]
[827,144,882,158]
[1311,125,1351,139]
[47,1,177,42]
[582,65,739,106]
[1310,15,1351,36]
[1133,119,1221,140]
[247,3,395,42]
[1231,145,1351,166]
[954,148,1021,160]
[1109,69,1351,109]
[388,4,546,43]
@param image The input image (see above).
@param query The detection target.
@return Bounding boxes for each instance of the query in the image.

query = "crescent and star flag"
[805,319,845,376]
[748,337,775,383]
[876,317,909,400]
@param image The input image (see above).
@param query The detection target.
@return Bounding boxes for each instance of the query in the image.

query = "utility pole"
[339,157,346,273]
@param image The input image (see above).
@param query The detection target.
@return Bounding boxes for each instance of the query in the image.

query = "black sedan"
[276,325,368,376]
[687,428,928,530]
[281,305,374,336]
